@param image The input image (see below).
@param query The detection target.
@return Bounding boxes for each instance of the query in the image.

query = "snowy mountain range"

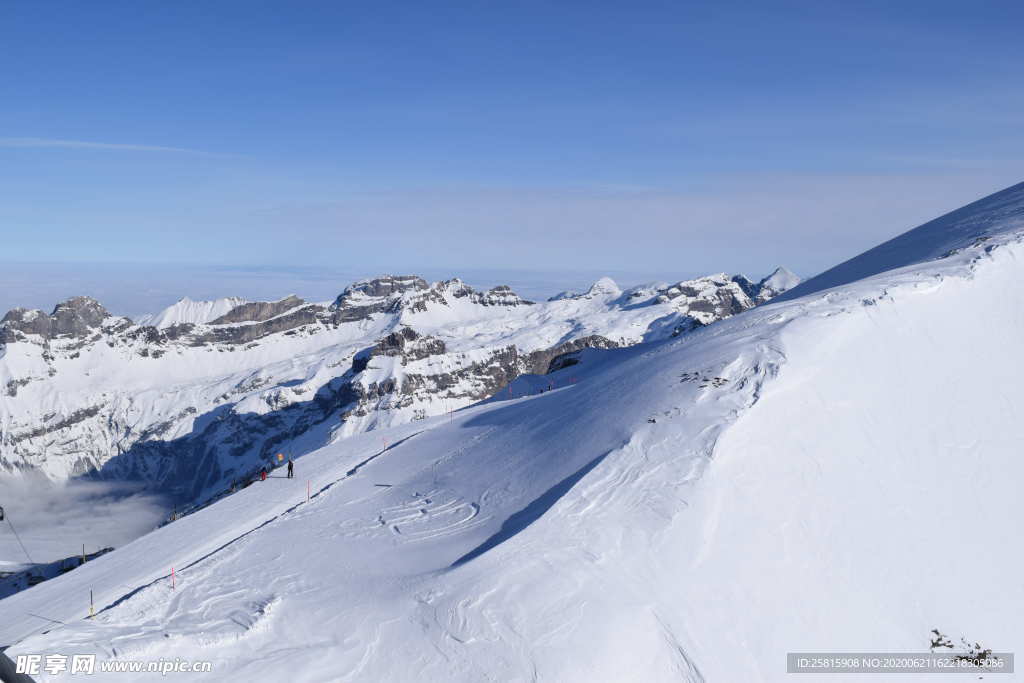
[0,268,797,502]
[3,181,1024,682]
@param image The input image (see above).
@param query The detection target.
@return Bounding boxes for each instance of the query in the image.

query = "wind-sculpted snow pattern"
[2,182,1024,681]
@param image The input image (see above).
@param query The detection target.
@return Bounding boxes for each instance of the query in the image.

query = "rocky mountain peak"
[758,267,801,299]
[335,275,429,305]
[470,284,533,307]
[1,295,112,341]
[50,296,111,337]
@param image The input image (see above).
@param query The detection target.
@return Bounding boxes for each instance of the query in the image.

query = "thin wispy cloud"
[0,137,209,154]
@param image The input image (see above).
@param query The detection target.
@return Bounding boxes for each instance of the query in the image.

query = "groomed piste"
[3,182,1024,681]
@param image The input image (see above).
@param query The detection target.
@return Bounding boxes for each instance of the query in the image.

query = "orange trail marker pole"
[171,567,175,590]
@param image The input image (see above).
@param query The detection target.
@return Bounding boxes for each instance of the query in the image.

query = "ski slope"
[2,182,1024,681]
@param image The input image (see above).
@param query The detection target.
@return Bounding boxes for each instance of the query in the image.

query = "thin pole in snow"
[89,589,94,618]
[171,567,175,590]
[307,480,310,502]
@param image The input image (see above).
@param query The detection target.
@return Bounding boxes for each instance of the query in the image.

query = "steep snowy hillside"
[2,183,1021,681]
[0,270,793,503]
[135,297,248,329]
[776,180,1024,301]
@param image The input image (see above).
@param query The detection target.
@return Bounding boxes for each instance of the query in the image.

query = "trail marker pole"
[171,567,175,590]
[82,544,85,565]
[307,480,310,502]
[89,589,94,618]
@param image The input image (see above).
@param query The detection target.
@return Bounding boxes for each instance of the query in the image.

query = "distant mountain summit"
[135,296,248,329]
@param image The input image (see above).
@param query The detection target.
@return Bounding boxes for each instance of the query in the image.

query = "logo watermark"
[16,654,213,676]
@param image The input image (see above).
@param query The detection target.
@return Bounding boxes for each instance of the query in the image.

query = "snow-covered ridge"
[4,183,1023,681]
[135,296,248,329]
[0,269,796,498]
[776,180,1024,301]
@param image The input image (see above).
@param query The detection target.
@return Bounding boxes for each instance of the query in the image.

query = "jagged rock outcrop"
[0,296,122,342]
[210,295,306,325]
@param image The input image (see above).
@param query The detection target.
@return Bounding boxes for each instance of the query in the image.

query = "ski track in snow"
[3,183,1024,681]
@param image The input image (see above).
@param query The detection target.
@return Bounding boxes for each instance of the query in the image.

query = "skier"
[287,458,294,479]
[260,467,267,482]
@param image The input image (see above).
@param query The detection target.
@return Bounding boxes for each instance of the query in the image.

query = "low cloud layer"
[0,475,170,568]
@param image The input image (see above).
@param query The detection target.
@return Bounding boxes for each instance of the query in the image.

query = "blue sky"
[1,0,1022,312]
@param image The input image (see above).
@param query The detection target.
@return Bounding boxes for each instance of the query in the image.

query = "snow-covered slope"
[0,271,793,502]
[2,183,1022,681]
[135,297,248,329]
[775,180,1024,301]
[755,265,801,301]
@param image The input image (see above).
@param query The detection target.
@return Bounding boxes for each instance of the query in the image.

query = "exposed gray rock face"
[0,296,120,342]
[51,296,111,336]
[332,275,428,307]
[729,275,760,300]
[467,285,533,307]
[196,304,327,345]
[341,333,618,423]
[342,275,429,300]
[655,274,755,324]
[520,335,620,375]
[8,405,103,444]
[330,275,431,322]
[210,295,306,325]
[1,308,51,341]
[370,327,447,362]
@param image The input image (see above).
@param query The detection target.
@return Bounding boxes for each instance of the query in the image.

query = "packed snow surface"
[2,182,1024,681]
